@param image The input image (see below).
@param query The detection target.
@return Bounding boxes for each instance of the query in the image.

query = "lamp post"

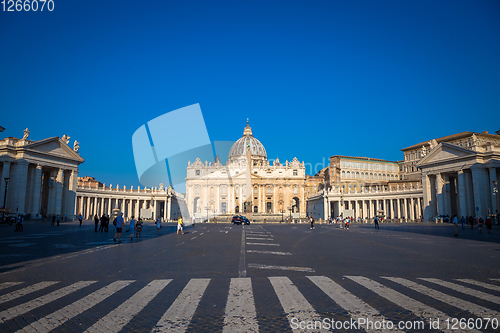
[205,205,209,223]
[2,178,9,223]
[493,180,499,225]
[280,208,284,223]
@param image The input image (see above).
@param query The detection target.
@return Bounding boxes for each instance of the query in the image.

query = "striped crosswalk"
[0,276,498,332]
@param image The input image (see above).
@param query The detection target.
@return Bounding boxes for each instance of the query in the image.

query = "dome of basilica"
[228,121,267,160]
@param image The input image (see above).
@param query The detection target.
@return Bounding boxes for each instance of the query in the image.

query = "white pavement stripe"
[246,243,280,246]
[0,281,59,304]
[346,276,479,333]
[249,264,314,272]
[384,277,500,318]
[457,279,500,292]
[490,279,500,282]
[0,282,23,291]
[269,276,328,333]
[18,280,134,333]
[0,281,96,322]
[246,237,274,240]
[85,280,170,333]
[223,278,258,333]
[246,250,292,255]
[239,225,246,278]
[420,278,500,304]
[308,276,404,333]
[152,278,210,333]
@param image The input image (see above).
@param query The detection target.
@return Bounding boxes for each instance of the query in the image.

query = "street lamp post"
[2,178,9,224]
[493,180,499,225]
[280,208,284,223]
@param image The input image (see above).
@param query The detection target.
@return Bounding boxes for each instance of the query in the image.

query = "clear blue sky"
[1,0,499,190]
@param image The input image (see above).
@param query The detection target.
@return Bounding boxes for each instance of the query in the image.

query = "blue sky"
[1,0,499,191]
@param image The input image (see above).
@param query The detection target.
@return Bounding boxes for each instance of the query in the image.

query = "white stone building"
[0,130,83,219]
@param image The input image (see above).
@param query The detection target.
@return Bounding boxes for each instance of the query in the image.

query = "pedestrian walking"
[345,218,350,230]
[470,216,474,229]
[56,215,60,226]
[136,218,143,237]
[177,216,184,235]
[51,214,56,226]
[15,214,23,232]
[78,214,83,226]
[453,215,458,236]
[460,216,465,229]
[309,215,315,230]
[374,216,380,229]
[486,216,492,234]
[94,214,99,232]
[192,214,196,226]
[105,214,110,232]
[129,216,136,240]
[478,216,484,233]
[156,216,162,233]
[113,212,125,243]
[99,214,106,232]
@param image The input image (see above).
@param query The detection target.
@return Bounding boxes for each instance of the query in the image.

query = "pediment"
[417,142,476,167]
[24,137,84,163]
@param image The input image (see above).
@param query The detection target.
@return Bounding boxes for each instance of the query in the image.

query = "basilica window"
[361,172,364,179]
[195,187,200,195]
[195,170,200,176]
[254,187,258,194]
[221,186,226,195]
[347,171,351,178]
[254,206,258,213]
[236,187,239,194]
[341,171,345,178]
[356,172,359,178]
[370,173,373,179]
[293,170,298,176]
[383,174,386,180]
[294,187,298,194]
[267,186,271,194]
[210,187,214,194]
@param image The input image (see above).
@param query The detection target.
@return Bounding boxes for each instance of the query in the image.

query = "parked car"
[232,215,250,225]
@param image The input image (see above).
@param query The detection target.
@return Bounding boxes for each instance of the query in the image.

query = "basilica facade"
[185,121,307,220]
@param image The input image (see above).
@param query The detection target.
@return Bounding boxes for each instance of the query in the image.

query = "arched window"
[235,206,239,213]
[370,173,373,179]
[383,174,386,180]
[391,175,394,180]
[267,186,272,194]
[294,187,298,194]
[347,171,351,178]
[378,174,382,180]
[236,187,239,195]
[356,172,359,178]
[342,171,345,178]
[361,172,364,179]
[195,187,200,195]
[221,186,226,195]
[254,206,258,213]
[254,187,258,194]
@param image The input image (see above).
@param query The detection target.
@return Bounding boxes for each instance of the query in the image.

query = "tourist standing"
[99,214,106,232]
[56,215,60,226]
[470,216,474,229]
[310,215,315,230]
[374,216,380,229]
[461,216,465,229]
[78,214,83,226]
[177,216,184,234]
[51,214,56,226]
[114,212,124,243]
[486,216,492,234]
[129,216,136,240]
[105,214,110,232]
[453,215,458,236]
[478,216,484,233]
[136,218,143,237]
[94,214,99,232]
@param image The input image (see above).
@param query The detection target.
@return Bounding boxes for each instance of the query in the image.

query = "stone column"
[0,161,11,208]
[85,197,90,219]
[435,173,444,216]
[355,200,360,219]
[443,174,451,217]
[323,195,328,220]
[53,168,64,215]
[47,169,57,215]
[417,197,422,220]
[389,199,394,220]
[471,168,485,217]
[13,162,29,215]
[65,170,78,219]
[79,196,84,216]
[422,174,433,221]
[489,167,498,216]
[135,199,140,219]
[409,198,415,220]
[30,165,43,217]
[457,170,467,218]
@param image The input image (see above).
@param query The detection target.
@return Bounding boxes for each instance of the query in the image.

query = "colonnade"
[76,185,186,221]
[0,160,78,218]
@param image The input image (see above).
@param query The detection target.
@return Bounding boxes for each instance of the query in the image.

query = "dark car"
[232,215,250,225]
[232,215,242,225]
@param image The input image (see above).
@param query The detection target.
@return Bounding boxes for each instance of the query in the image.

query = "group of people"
[113,213,144,243]
[453,215,493,236]
[92,214,111,232]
